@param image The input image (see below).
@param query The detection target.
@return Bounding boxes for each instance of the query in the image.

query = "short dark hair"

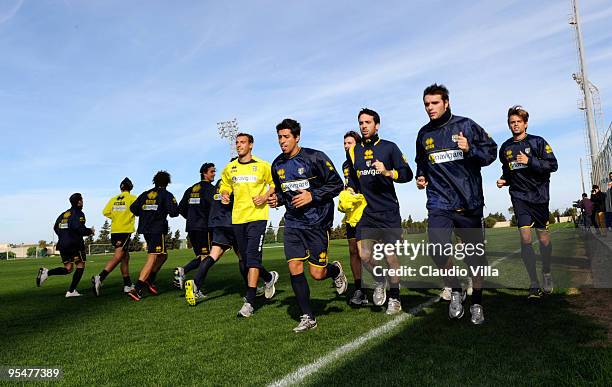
[592,184,599,190]
[200,163,215,175]
[582,193,588,197]
[153,170,171,187]
[423,83,449,102]
[358,108,380,124]
[507,105,529,123]
[236,133,254,143]
[69,193,82,206]
[276,118,301,137]
[344,130,362,143]
[120,177,133,192]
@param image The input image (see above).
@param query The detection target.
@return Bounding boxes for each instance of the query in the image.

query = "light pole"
[217,119,240,158]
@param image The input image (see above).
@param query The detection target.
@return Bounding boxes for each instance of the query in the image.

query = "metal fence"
[592,122,612,191]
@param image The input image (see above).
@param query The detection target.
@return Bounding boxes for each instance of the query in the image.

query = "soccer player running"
[339,131,368,307]
[37,193,95,298]
[220,133,279,318]
[267,118,347,332]
[92,178,137,296]
[497,105,558,298]
[345,108,413,315]
[184,178,276,306]
[174,163,217,290]
[415,84,497,324]
[128,171,179,301]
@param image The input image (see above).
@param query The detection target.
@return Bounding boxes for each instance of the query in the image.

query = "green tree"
[484,216,497,228]
[27,246,37,257]
[264,222,276,244]
[85,234,95,249]
[1,251,16,260]
[166,228,173,250]
[277,218,285,243]
[130,233,143,252]
[173,229,182,249]
[97,220,111,243]
[508,206,517,227]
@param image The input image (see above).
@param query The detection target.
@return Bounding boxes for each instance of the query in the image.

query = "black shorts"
[188,230,212,256]
[60,250,86,264]
[285,227,330,268]
[427,207,487,268]
[144,233,166,254]
[232,220,267,269]
[511,197,549,230]
[212,226,239,252]
[111,233,131,252]
[346,224,356,240]
[356,210,402,243]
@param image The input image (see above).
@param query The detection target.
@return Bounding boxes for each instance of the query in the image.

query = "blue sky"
[1,0,611,243]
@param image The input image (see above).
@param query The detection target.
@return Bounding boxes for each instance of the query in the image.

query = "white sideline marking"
[268,296,439,387]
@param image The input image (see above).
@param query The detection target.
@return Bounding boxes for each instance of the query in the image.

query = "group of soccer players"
[37,83,558,331]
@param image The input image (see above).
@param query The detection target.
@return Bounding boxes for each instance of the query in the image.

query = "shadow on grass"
[304,289,611,386]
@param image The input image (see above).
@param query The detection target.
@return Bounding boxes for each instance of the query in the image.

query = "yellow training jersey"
[338,189,366,227]
[102,191,137,233]
[220,156,273,224]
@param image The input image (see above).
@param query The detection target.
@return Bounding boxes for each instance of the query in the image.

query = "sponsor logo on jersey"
[451,134,459,143]
[545,144,553,154]
[213,193,222,201]
[147,191,158,200]
[189,198,201,205]
[425,137,435,150]
[281,179,310,192]
[429,149,464,164]
[63,211,71,219]
[192,184,201,193]
[358,168,382,176]
[232,175,258,183]
[343,167,349,178]
[364,149,374,160]
[509,161,528,170]
[143,205,159,211]
[59,222,69,229]
[325,161,334,171]
[112,205,127,212]
[298,167,305,175]
[277,168,286,180]
[252,165,258,172]
[524,148,531,154]
[505,149,513,159]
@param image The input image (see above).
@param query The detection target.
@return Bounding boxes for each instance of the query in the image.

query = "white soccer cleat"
[440,287,452,301]
[293,314,318,333]
[470,304,485,325]
[386,298,402,315]
[237,301,254,318]
[173,267,185,290]
[331,261,348,295]
[349,289,369,307]
[449,291,465,319]
[264,271,279,299]
[373,281,387,306]
[65,290,82,298]
[123,285,135,294]
[92,275,102,296]
[37,268,49,287]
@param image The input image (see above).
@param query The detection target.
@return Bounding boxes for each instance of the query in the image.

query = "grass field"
[1,224,610,386]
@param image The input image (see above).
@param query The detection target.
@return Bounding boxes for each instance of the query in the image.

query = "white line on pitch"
[267,296,439,387]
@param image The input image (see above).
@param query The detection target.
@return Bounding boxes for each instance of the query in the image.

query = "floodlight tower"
[569,0,600,171]
[217,118,239,158]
